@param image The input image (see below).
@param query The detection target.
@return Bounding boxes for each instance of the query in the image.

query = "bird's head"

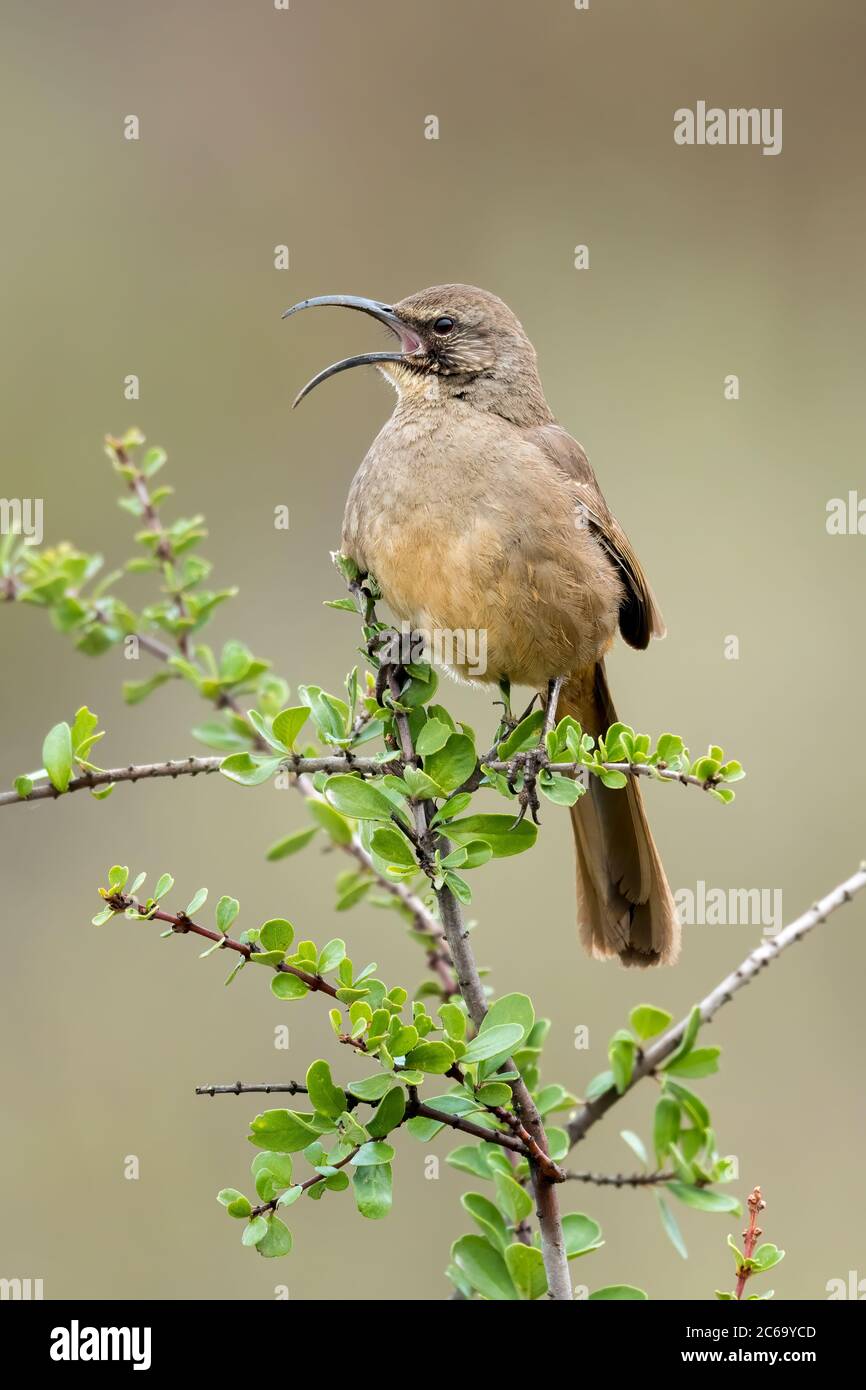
[283,284,552,424]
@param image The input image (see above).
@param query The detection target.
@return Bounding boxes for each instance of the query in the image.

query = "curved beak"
[282,294,424,407]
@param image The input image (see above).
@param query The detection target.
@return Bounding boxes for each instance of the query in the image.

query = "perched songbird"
[284,286,679,966]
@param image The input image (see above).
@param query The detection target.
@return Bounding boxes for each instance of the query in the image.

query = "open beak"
[282,294,424,407]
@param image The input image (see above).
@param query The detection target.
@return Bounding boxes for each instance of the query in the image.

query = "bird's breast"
[340,410,622,687]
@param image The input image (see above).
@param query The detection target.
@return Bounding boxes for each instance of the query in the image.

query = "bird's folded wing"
[524,423,665,650]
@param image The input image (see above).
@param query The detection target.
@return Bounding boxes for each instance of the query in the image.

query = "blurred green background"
[1,0,864,1300]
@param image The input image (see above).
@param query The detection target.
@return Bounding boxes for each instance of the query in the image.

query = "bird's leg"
[492,676,514,739]
[507,679,565,828]
[541,675,565,740]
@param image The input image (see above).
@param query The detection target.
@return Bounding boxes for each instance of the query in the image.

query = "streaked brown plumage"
[285,284,679,966]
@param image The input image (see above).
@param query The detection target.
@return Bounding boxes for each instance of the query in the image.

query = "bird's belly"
[347,507,620,691]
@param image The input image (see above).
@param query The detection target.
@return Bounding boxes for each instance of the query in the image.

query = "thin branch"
[735,1187,766,1299]
[251,1148,359,1218]
[196,1082,309,1097]
[0,756,223,806]
[486,759,730,795]
[193,1082,528,1156]
[378,639,572,1301]
[567,863,866,1150]
[107,892,340,998]
[404,1094,527,1154]
[113,437,191,656]
[563,1168,677,1188]
[0,748,730,810]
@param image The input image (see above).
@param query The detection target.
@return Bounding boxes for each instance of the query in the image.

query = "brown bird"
[284,285,679,966]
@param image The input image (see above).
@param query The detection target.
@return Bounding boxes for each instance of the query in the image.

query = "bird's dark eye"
[432,316,455,335]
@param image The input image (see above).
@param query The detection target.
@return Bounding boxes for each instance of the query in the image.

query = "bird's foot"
[508,746,549,827]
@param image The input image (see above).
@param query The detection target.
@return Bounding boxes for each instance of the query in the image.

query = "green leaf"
[256,1215,292,1258]
[475,1082,513,1107]
[244,710,287,753]
[266,826,320,861]
[219,640,254,683]
[494,1172,533,1225]
[260,918,294,953]
[317,938,346,974]
[461,1024,524,1064]
[153,873,174,901]
[123,672,173,705]
[446,1145,494,1179]
[431,792,473,825]
[298,684,349,742]
[475,993,535,1069]
[217,1188,251,1218]
[352,1161,392,1219]
[620,1130,649,1166]
[325,774,394,821]
[461,1192,510,1253]
[251,1151,294,1193]
[366,1086,406,1138]
[595,768,627,789]
[444,839,492,870]
[445,815,537,858]
[220,752,284,786]
[589,1285,648,1300]
[630,1004,673,1040]
[388,1024,419,1057]
[663,1005,702,1069]
[307,799,354,845]
[248,1109,319,1153]
[370,826,416,868]
[352,1141,395,1166]
[609,1030,637,1095]
[422,733,477,792]
[276,1186,303,1209]
[654,1097,681,1161]
[752,1242,785,1272]
[191,721,249,752]
[662,1081,710,1131]
[656,1194,688,1259]
[585,1070,615,1102]
[562,1212,604,1257]
[504,1243,547,1300]
[42,722,73,792]
[405,1093,479,1140]
[347,1072,397,1102]
[539,772,583,806]
[664,1046,720,1080]
[498,710,547,759]
[271,706,309,750]
[215,896,239,935]
[185,887,207,915]
[667,1183,741,1215]
[416,718,451,757]
[306,1060,346,1120]
[452,1234,519,1301]
[439,1003,467,1040]
[242,1216,269,1247]
[271,973,309,1000]
[534,1084,578,1116]
[403,1041,455,1074]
